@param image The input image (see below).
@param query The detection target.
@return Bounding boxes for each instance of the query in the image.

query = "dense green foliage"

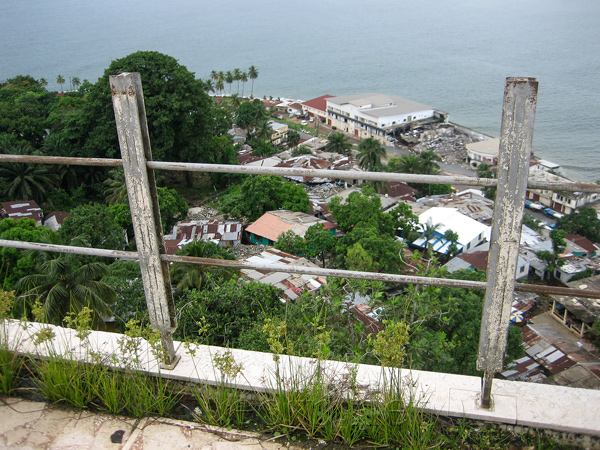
[328,187,416,273]
[70,51,215,163]
[0,76,58,147]
[175,278,285,348]
[383,268,522,375]
[14,242,116,326]
[387,150,453,196]
[170,241,237,292]
[59,203,126,251]
[101,260,146,330]
[0,218,50,289]
[218,175,309,221]
[556,206,600,242]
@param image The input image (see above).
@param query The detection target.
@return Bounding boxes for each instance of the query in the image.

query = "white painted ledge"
[2,319,599,436]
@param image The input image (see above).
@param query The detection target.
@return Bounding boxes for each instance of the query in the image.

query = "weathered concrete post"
[478,77,538,408]
[110,72,179,368]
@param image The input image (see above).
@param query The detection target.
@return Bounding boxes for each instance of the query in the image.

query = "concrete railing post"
[110,72,179,368]
[478,77,538,408]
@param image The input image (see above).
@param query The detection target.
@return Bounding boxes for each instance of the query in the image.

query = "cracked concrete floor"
[0,397,297,450]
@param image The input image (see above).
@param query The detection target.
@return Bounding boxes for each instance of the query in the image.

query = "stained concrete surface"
[0,397,294,450]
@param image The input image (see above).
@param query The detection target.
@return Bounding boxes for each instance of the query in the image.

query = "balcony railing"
[1,74,599,415]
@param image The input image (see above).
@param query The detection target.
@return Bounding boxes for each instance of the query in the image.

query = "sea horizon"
[2,0,598,182]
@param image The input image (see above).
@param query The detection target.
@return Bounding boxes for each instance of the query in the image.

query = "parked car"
[543,208,564,219]
[525,200,544,211]
[300,120,308,126]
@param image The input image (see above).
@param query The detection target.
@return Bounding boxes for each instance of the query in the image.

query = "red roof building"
[302,95,334,122]
[0,201,43,226]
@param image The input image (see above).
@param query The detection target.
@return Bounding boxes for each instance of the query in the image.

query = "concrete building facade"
[326,93,435,144]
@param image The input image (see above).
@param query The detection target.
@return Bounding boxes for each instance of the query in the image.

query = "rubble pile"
[186,206,221,221]
[305,182,347,199]
[231,243,266,259]
[396,124,480,169]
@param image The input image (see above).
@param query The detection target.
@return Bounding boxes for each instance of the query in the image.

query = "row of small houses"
[0,201,69,230]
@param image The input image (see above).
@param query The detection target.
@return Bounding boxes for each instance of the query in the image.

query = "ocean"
[1,0,598,182]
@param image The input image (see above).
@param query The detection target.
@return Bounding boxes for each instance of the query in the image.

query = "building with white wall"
[326,93,435,144]
[526,169,599,214]
[466,138,500,169]
[412,207,491,254]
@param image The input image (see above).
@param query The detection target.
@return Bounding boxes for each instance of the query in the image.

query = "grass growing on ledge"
[0,311,575,449]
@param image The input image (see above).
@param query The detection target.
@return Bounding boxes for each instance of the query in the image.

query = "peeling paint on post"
[478,77,538,408]
[110,72,178,368]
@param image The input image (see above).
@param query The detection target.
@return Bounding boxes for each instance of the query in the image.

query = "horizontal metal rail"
[3,239,599,300]
[0,154,598,193]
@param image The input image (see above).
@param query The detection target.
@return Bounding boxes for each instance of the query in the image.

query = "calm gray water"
[1,0,598,181]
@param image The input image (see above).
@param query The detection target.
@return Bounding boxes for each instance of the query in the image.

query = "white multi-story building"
[326,93,435,144]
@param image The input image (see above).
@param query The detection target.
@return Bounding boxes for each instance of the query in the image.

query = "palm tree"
[103,168,129,205]
[443,229,460,257]
[421,219,442,251]
[42,133,84,192]
[240,71,248,97]
[476,163,496,199]
[418,150,441,175]
[358,137,386,171]
[170,241,238,291]
[248,65,258,98]
[72,77,81,91]
[216,78,225,96]
[210,70,218,83]
[325,133,352,156]
[230,93,242,109]
[0,147,58,203]
[225,71,234,95]
[476,163,494,179]
[388,154,421,174]
[217,71,225,96]
[203,79,215,94]
[39,78,48,88]
[286,130,300,148]
[56,75,65,92]
[0,133,31,155]
[233,68,242,94]
[252,99,268,122]
[254,119,273,142]
[15,237,116,326]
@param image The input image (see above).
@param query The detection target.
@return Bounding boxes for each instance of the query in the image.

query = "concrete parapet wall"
[2,319,600,438]
[450,122,495,141]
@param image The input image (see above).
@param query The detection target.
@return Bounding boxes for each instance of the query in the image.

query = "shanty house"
[245,210,335,246]
[0,201,44,226]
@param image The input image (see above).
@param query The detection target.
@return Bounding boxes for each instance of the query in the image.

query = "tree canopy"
[72,51,215,165]
[556,207,600,243]
[170,240,237,292]
[59,203,126,251]
[219,175,309,221]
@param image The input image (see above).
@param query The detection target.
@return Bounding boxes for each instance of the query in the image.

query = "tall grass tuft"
[0,347,23,395]
[32,357,98,408]
[191,348,248,427]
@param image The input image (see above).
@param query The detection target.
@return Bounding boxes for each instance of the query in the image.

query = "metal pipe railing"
[1,73,598,410]
[0,154,598,193]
